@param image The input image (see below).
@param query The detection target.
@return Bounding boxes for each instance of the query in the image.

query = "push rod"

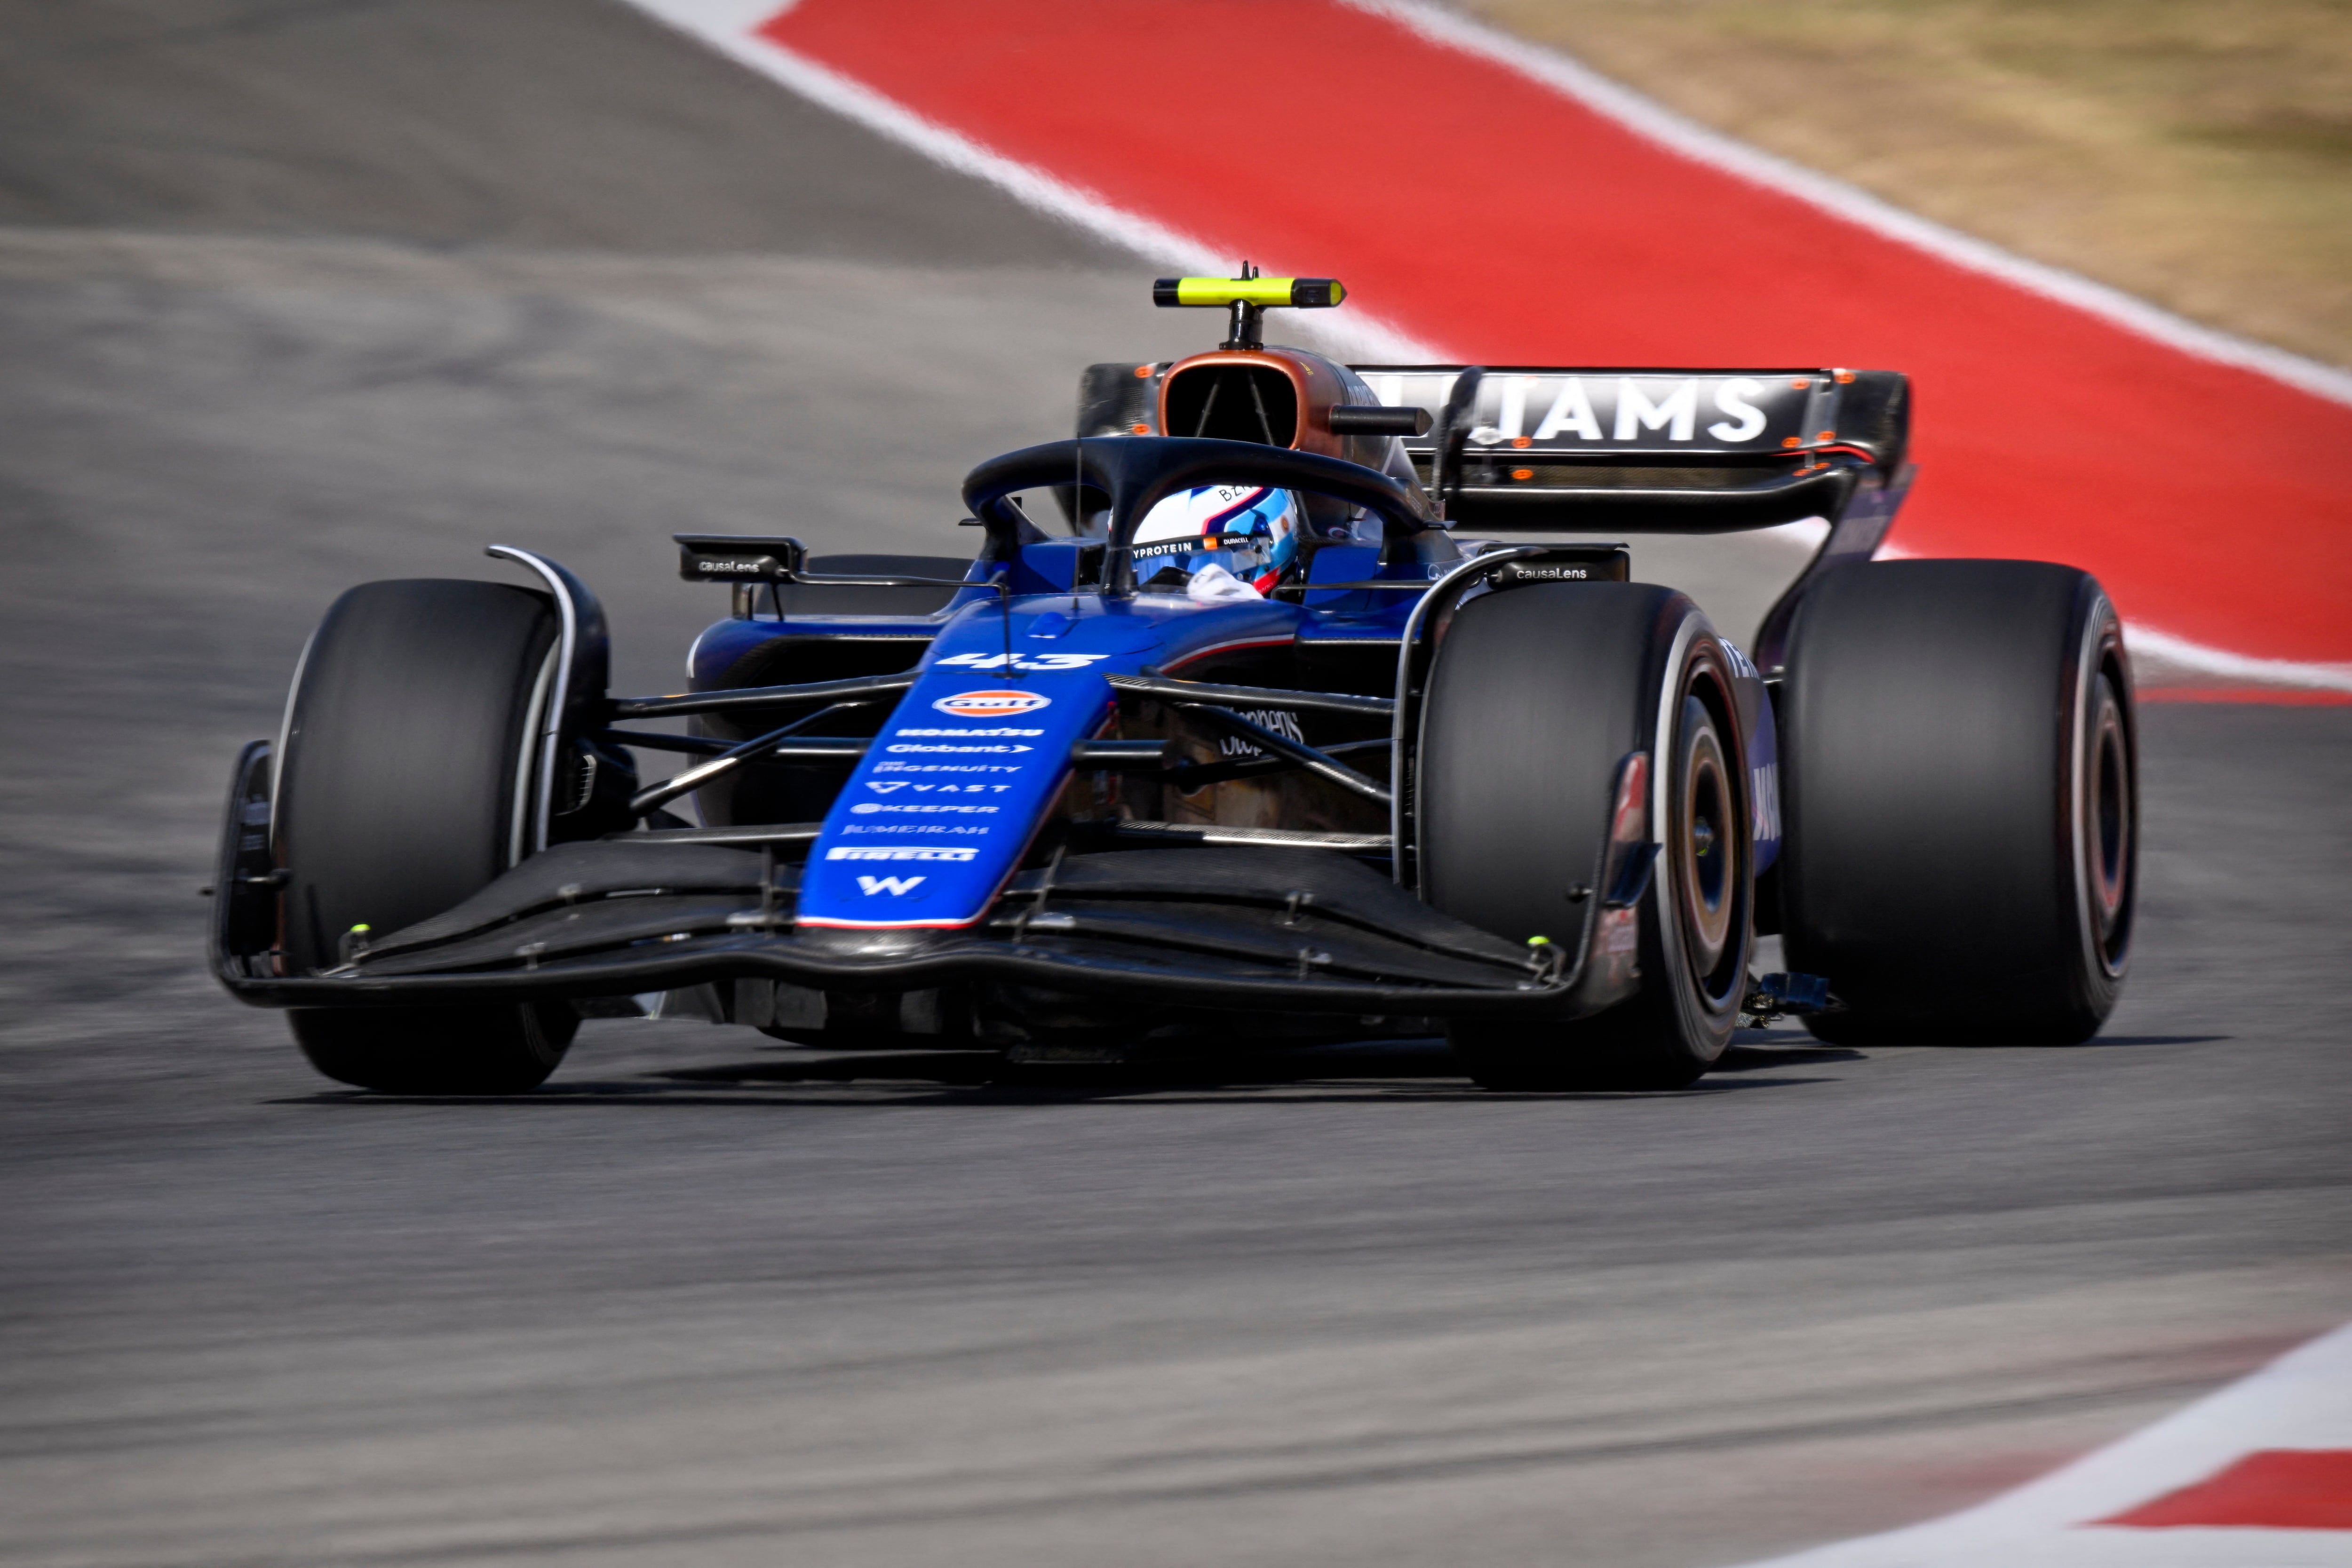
[611,672,916,721]
[1175,705,1393,806]
[627,705,858,817]
[1109,673,1392,719]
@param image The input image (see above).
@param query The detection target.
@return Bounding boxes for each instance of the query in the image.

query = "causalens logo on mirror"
[932,689,1052,719]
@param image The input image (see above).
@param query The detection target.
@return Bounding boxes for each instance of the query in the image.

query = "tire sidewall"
[270,580,572,1094]
[273,580,556,973]
[2063,585,2134,1020]
[1420,583,1754,1087]
[1638,618,1754,1071]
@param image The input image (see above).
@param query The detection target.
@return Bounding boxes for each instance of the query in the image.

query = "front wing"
[211,746,1629,1021]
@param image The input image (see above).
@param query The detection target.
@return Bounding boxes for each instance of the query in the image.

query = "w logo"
[855,875,925,897]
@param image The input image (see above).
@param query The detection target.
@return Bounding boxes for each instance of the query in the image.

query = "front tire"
[291,1005,575,1096]
[1420,582,1753,1090]
[273,579,578,1092]
[1777,560,2136,1043]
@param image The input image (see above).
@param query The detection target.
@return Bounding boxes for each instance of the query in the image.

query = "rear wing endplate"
[1351,366,1909,533]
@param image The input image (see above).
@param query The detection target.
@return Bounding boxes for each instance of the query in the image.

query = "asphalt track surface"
[0,4,2346,1566]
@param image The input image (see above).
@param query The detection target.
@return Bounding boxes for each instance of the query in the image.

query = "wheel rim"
[1674,702,1738,978]
[2084,676,2132,972]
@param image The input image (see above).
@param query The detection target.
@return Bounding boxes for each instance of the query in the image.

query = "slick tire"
[273,579,578,1093]
[1777,560,2136,1044]
[289,1005,575,1097]
[1421,582,1753,1090]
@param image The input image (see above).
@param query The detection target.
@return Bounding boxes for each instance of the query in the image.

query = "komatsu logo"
[893,728,1042,738]
[855,875,925,896]
[933,689,1052,718]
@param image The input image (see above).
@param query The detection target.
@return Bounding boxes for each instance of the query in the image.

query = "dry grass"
[1461,0,2352,367]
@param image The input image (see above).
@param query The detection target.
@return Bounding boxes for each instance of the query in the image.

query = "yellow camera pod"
[1152,277,1346,310]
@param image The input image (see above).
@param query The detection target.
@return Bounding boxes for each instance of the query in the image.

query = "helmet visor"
[1130,485,1302,593]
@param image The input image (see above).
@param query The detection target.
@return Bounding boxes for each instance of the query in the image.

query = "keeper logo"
[850,802,998,815]
[932,689,1051,719]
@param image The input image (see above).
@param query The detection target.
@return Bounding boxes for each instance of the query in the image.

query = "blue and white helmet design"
[1130,485,1303,594]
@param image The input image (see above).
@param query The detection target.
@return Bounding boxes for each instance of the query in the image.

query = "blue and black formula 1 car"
[212,274,2138,1093]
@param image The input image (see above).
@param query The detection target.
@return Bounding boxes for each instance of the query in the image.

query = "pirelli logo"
[824,847,978,862]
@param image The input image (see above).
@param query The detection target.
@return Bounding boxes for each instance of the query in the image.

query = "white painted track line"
[1738,1322,2352,1566]
[620,0,1442,366]
[1351,0,2352,412]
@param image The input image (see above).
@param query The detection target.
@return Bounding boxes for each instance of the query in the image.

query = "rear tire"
[1420,582,1753,1090]
[1777,560,2135,1043]
[273,579,578,1092]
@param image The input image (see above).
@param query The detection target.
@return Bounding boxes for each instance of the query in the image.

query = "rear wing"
[1351,366,1909,533]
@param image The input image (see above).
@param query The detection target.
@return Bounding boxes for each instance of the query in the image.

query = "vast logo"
[855,875,925,896]
[932,689,1052,719]
[866,780,1004,794]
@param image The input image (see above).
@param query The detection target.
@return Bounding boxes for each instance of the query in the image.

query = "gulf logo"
[932,688,1052,719]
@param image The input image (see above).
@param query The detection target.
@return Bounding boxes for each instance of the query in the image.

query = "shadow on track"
[255,1030,2241,1109]
[2076,1035,2233,1047]
[263,1035,1850,1108]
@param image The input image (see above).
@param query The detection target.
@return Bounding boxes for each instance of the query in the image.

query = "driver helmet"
[1129,484,1303,595]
